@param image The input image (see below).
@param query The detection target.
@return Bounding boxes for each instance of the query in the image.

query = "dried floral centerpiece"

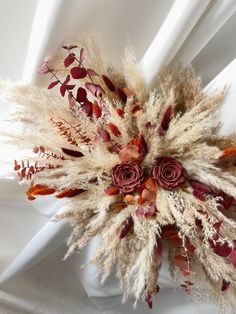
[1,38,236,312]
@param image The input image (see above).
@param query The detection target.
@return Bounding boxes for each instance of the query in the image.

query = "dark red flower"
[152,157,185,189]
[112,161,143,193]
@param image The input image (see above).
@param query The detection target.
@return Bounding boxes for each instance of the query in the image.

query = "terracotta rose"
[112,161,143,193]
[152,157,184,189]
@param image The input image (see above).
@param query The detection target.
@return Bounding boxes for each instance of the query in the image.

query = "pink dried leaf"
[85,82,104,98]
[87,68,99,76]
[79,48,85,63]
[229,240,236,268]
[97,127,111,142]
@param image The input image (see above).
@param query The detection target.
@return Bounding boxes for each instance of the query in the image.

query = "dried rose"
[152,157,185,189]
[112,161,143,193]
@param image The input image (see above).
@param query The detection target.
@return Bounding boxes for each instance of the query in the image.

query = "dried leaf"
[48,80,59,89]
[97,127,111,142]
[119,216,133,239]
[61,147,84,157]
[64,53,75,67]
[102,75,116,92]
[108,122,121,137]
[71,67,87,79]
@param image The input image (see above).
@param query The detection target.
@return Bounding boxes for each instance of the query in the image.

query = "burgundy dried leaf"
[97,127,111,142]
[60,84,75,96]
[102,75,116,92]
[61,147,84,157]
[158,106,173,136]
[117,87,127,103]
[192,190,206,201]
[87,68,99,76]
[64,53,75,67]
[221,279,230,292]
[63,74,70,85]
[210,240,232,257]
[82,101,93,116]
[85,82,104,98]
[145,295,153,310]
[119,216,134,239]
[68,45,78,50]
[76,87,87,102]
[71,66,87,79]
[79,48,85,63]
[213,220,224,233]
[190,181,212,194]
[48,80,59,89]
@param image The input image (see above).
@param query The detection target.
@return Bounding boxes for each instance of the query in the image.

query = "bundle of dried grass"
[1,39,236,312]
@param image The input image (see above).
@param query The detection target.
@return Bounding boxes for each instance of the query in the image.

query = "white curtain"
[0,0,236,313]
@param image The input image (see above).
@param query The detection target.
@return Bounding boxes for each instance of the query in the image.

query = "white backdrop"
[0,1,236,313]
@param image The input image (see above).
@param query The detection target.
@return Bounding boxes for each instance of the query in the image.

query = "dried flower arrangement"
[1,38,236,312]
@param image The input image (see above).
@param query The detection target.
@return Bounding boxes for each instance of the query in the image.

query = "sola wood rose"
[1,38,236,312]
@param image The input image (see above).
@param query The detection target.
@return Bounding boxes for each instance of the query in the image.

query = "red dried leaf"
[64,53,75,67]
[104,186,120,195]
[92,102,102,118]
[85,82,104,98]
[116,108,125,118]
[117,87,127,103]
[154,238,163,256]
[79,48,85,63]
[102,75,116,92]
[86,68,99,76]
[221,279,230,292]
[159,106,173,136]
[61,147,84,157]
[97,127,111,142]
[108,122,121,137]
[76,87,87,102]
[217,191,234,210]
[134,134,148,157]
[82,101,93,116]
[192,189,206,201]
[48,80,59,89]
[119,216,133,239]
[71,67,87,79]
[14,160,20,171]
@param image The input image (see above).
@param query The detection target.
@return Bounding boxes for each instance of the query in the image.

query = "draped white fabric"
[0,0,236,313]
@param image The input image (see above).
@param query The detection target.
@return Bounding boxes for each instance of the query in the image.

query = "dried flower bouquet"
[1,38,236,312]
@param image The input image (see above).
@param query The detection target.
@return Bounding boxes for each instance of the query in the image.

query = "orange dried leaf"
[142,189,156,202]
[116,108,125,118]
[104,186,120,195]
[124,194,135,204]
[145,177,157,191]
[220,146,236,159]
[108,122,121,137]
